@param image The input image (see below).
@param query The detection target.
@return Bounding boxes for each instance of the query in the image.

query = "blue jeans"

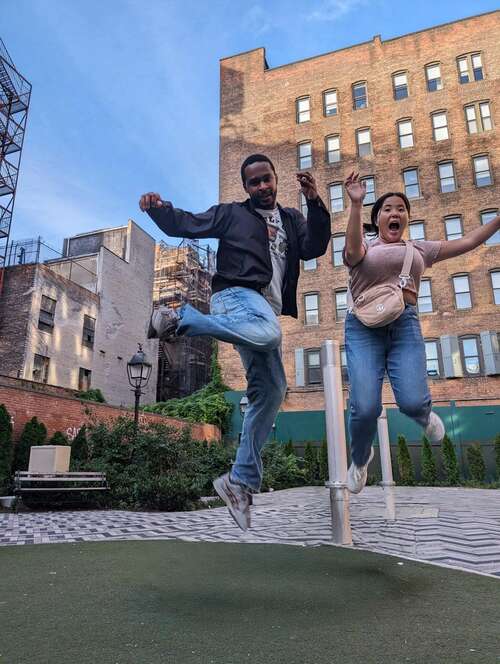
[177,287,287,492]
[345,305,432,467]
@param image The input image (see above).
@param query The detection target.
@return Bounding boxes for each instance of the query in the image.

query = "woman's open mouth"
[388,221,401,232]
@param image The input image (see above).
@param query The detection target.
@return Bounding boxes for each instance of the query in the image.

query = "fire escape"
[0,39,31,294]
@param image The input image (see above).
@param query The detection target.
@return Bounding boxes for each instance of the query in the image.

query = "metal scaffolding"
[0,38,31,295]
[154,239,216,401]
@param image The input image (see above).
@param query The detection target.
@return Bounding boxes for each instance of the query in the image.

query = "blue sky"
[2,0,498,251]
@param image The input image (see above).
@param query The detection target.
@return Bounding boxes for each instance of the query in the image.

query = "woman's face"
[377,195,409,243]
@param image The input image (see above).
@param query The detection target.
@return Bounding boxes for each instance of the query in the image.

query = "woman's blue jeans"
[345,305,432,467]
[176,287,287,492]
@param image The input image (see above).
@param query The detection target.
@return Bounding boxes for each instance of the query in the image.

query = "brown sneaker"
[213,473,252,531]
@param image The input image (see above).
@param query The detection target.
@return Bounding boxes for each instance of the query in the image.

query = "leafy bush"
[0,404,13,495]
[303,442,318,485]
[441,434,460,486]
[495,434,500,481]
[283,440,295,457]
[261,442,305,492]
[421,436,437,486]
[70,426,89,468]
[13,416,47,471]
[77,388,105,403]
[318,439,328,483]
[48,431,69,445]
[396,434,414,486]
[466,444,486,483]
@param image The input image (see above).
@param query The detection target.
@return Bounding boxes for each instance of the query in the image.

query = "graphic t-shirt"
[256,207,288,315]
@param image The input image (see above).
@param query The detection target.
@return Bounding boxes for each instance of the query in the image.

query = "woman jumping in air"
[343,172,499,493]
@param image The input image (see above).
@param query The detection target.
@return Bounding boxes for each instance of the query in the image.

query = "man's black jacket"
[147,196,331,318]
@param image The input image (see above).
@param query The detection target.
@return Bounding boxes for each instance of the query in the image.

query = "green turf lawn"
[1,540,499,664]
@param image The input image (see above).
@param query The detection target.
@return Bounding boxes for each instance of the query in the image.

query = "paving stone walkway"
[1,486,499,578]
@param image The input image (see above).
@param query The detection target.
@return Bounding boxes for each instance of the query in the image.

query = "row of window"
[38,295,95,348]
[301,209,500,272]
[302,332,493,387]
[296,53,486,122]
[302,269,500,326]
[32,354,92,391]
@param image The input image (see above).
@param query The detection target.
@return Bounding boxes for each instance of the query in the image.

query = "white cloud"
[306,0,371,22]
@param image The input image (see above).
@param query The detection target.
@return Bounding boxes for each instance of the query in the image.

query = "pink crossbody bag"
[347,241,415,328]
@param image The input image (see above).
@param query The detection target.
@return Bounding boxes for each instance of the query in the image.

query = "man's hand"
[296,172,318,200]
[344,172,366,205]
[139,192,165,211]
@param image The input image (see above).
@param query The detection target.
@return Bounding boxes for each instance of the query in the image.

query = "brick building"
[0,222,159,407]
[218,11,499,425]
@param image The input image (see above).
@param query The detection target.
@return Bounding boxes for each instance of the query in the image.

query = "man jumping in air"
[139,154,330,530]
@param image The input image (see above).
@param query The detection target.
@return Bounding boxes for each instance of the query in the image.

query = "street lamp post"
[127,344,152,425]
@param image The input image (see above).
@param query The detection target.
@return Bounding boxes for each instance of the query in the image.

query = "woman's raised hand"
[344,172,366,205]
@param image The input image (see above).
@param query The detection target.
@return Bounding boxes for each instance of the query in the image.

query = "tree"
[303,442,318,485]
[441,434,460,486]
[283,439,295,457]
[420,436,437,486]
[396,434,415,486]
[495,434,500,481]
[71,426,89,466]
[466,444,486,483]
[318,439,329,483]
[0,404,13,495]
[48,431,69,446]
[13,417,47,471]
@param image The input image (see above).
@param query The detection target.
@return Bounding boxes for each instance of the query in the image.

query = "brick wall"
[218,12,500,410]
[0,375,220,443]
[0,264,36,376]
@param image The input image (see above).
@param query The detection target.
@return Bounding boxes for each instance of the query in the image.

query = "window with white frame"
[393,72,409,100]
[418,278,433,313]
[303,258,317,271]
[458,53,484,84]
[340,346,349,383]
[465,101,492,134]
[398,119,414,148]
[305,349,322,385]
[304,293,319,325]
[352,82,367,110]
[432,112,449,141]
[361,176,375,205]
[491,271,500,305]
[298,142,312,169]
[296,97,310,123]
[460,337,482,375]
[332,234,345,267]
[356,128,372,157]
[473,155,492,187]
[425,340,442,377]
[326,135,340,164]
[323,89,338,116]
[335,289,348,321]
[439,161,456,193]
[426,63,442,92]
[329,183,344,213]
[299,192,308,217]
[481,209,500,245]
[403,168,420,198]
[444,216,463,240]
[409,221,425,241]
[453,274,472,310]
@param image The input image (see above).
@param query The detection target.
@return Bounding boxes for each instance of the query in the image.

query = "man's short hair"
[240,154,276,184]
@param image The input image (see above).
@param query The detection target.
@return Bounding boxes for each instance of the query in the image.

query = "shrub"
[77,388,105,403]
[13,417,47,471]
[303,442,318,485]
[261,442,305,491]
[441,434,460,486]
[70,426,89,468]
[396,434,414,486]
[318,439,329,483]
[495,434,500,480]
[466,444,486,483]
[283,440,295,457]
[0,404,13,495]
[48,431,69,445]
[420,436,437,486]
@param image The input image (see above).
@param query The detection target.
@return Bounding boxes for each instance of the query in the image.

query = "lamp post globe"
[127,344,152,424]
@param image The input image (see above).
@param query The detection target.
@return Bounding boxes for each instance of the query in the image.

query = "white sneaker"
[424,411,445,444]
[213,473,252,531]
[347,447,374,494]
[147,306,180,341]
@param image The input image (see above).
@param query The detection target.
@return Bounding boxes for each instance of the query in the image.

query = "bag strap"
[399,240,414,288]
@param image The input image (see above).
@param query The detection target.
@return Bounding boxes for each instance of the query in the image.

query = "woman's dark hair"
[364,191,411,234]
[240,154,276,184]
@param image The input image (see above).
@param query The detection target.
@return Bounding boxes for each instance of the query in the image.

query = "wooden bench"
[14,471,109,504]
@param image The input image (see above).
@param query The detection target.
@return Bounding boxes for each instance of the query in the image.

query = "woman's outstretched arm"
[344,172,367,267]
[435,214,500,262]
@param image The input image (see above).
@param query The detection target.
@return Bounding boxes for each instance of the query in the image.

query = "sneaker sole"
[213,477,248,532]
[347,447,375,494]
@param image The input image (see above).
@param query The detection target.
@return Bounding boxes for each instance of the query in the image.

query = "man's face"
[243,162,278,210]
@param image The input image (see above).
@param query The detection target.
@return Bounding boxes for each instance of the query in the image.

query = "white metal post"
[377,406,396,520]
[320,340,352,545]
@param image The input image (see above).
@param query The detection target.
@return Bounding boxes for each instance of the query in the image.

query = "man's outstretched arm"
[139,192,228,239]
[293,173,331,260]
